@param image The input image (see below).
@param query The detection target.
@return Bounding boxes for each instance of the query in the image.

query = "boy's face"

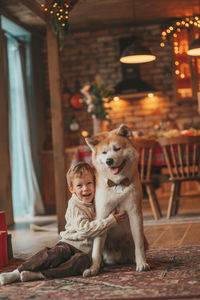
[69,171,95,203]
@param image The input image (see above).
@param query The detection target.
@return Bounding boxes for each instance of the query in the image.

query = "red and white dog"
[83,124,149,277]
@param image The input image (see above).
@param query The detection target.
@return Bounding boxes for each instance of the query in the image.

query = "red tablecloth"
[71,144,166,167]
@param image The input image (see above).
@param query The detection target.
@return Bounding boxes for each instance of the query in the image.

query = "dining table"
[71,128,200,167]
[71,142,166,167]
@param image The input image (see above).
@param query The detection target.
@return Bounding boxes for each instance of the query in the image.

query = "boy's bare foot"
[0,269,20,285]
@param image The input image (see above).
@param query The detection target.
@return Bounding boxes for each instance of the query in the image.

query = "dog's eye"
[114,147,121,151]
[102,151,107,154]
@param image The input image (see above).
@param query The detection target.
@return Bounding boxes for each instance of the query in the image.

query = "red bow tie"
[107,178,130,187]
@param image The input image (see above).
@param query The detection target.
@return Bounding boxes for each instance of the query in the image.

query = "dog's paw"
[136,262,150,272]
[82,266,99,277]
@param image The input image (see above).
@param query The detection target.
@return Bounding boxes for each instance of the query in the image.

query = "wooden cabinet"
[40,148,76,214]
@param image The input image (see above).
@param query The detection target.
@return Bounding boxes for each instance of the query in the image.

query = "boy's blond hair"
[67,162,95,187]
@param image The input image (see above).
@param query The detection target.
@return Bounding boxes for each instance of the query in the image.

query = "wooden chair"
[159,135,200,219]
[135,138,162,220]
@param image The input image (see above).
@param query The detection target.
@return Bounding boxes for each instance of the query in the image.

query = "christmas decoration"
[160,16,200,48]
[41,0,79,50]
[81,75,114,121]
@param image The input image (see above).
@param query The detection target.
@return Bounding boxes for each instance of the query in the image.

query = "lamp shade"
[120,41,156,64]
[187,37,200,56]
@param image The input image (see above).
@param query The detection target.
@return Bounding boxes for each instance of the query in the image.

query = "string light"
[160,16,200,48]
[41,0,71,28]
[40,1,76,50]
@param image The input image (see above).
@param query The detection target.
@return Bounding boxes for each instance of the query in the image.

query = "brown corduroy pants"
[18,241,91,279]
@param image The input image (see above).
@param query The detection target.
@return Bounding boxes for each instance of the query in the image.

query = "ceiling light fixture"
[187,37,200,56]
[187,0,200,56]
[120,0,156,64]
[120,40,156,63]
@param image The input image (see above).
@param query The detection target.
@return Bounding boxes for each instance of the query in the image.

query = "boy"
[0,162,126,285]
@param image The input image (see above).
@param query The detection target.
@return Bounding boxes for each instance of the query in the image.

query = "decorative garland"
[41,0,79,50]
[160,16,200,48]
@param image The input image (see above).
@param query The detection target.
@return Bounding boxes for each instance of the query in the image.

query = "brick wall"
[42,23,200,149]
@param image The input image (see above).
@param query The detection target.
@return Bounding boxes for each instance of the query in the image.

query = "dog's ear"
[86,132,108,150]
[85,136,100,150]
[117,124,132,138]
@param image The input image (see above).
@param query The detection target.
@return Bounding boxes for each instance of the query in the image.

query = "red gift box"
[0,231,8,268]
[0,211,8,268]
[0,211,7,232]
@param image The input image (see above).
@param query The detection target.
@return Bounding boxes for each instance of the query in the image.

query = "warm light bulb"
[113,96,120,101]
[82,130,89,137]
[148,93,154,98]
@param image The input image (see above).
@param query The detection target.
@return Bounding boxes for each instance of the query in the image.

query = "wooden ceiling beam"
[19,0,48,23]
[0,7,44,35]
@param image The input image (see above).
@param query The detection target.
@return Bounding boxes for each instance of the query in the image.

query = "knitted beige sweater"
[60,194,117,254]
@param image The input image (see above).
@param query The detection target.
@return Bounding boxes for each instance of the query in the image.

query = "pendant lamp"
[120,0,156,64]
[187,37,200,56]
[187,0,200,56]
[120,40,156,63]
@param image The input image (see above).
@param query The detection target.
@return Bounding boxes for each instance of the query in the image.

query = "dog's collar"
[107,178,130,187]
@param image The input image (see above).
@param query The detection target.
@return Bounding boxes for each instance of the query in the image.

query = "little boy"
[0,162,126,285]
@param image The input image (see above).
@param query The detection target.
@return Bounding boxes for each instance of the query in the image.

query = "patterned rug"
[0,245,200,300]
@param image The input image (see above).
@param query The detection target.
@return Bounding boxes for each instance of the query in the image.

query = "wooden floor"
[8,181,200,256]
[143,181,200,248]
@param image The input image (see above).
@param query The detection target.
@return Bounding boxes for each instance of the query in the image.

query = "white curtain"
[7,34,45,217]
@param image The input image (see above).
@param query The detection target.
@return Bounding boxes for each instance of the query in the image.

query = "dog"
[83,124,150,277]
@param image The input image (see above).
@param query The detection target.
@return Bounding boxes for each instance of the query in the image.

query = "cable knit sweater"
[60,194,117,254]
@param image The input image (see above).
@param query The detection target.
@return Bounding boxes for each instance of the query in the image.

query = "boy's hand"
[112,210,126,224]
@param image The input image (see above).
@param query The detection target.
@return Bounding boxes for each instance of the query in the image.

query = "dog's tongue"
[110,167,119,175]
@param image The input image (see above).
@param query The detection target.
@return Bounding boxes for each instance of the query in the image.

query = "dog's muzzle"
[106,158,114,166]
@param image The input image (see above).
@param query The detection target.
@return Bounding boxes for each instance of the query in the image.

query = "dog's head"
[86,124,139,179]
